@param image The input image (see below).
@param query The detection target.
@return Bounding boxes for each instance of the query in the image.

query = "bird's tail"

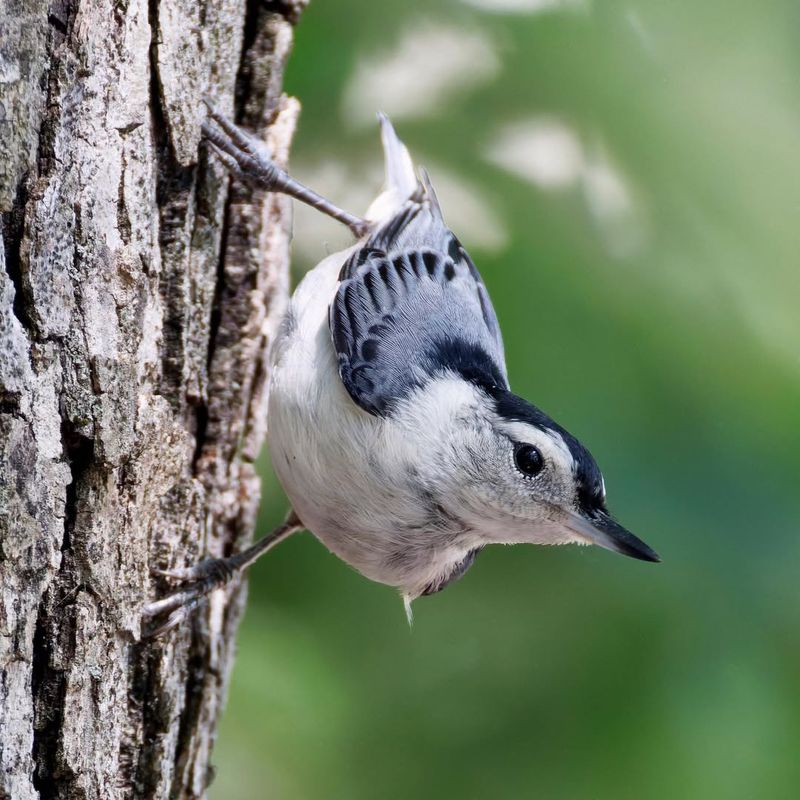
[365,113,420,224]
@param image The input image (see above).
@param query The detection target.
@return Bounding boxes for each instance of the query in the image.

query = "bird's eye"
[514,443,544,477]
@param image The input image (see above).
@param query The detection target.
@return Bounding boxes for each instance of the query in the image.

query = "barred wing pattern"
[330,201,508,416]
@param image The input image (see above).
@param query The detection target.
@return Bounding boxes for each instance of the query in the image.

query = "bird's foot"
[142,513,302,638]
[201,100,282,189]
[142,556,238,638]
[201,99,370,237]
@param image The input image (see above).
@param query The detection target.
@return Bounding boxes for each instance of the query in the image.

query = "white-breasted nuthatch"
[144,104,659,635]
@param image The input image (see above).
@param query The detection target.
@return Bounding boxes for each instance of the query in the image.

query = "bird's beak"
[566,510,660,563]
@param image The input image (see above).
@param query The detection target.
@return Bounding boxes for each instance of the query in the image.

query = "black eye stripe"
[514,443,544,478]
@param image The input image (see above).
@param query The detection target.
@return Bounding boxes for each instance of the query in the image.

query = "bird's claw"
[142,600,201,638]
[201,101,369,237]
[142,557,238,638]
[201,103,278,189]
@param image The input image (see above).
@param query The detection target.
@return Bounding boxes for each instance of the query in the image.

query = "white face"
[447,414,592,547]
[394,378,593,547]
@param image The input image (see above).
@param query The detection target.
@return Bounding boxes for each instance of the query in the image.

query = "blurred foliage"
[212,1,800,798]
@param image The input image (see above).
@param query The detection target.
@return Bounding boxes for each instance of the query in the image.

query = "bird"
[143,103,659,635]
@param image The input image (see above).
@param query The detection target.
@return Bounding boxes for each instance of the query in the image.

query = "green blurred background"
[213,1,800,797]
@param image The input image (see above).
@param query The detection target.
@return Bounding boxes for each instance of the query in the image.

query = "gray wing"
[329,199,508,416]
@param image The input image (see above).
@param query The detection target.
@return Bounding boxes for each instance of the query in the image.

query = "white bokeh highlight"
[485,116,648,257]
[341,24,500,127]
[484,118,584,189]
[461,0,589,14]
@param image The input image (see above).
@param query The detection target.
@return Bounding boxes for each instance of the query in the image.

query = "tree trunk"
[0,1,305,797]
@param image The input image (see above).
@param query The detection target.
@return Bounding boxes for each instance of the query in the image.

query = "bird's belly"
[267,253,473,594]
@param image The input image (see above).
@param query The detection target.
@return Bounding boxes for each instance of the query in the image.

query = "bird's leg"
[202,101,370,238]
[142,510,303,637]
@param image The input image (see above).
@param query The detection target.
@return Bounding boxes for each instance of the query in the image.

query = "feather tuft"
[403,594,414,628]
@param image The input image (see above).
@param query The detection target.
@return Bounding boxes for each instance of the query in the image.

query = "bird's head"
[400,376,659,563]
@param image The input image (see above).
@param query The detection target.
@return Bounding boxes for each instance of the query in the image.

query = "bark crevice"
[1,177,33,337]
[30,598,68,800]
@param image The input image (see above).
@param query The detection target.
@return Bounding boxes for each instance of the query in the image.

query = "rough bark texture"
[0,1,306,797]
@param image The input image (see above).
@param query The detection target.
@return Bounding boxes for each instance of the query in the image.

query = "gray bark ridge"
[0,1,307,797]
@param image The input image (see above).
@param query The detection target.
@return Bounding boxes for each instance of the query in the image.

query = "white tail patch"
[366,114,420,224]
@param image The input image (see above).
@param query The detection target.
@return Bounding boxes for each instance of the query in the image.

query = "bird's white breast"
[267,249,475,596]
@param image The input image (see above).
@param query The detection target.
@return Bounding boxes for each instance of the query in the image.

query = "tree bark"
[0,1,305,797]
